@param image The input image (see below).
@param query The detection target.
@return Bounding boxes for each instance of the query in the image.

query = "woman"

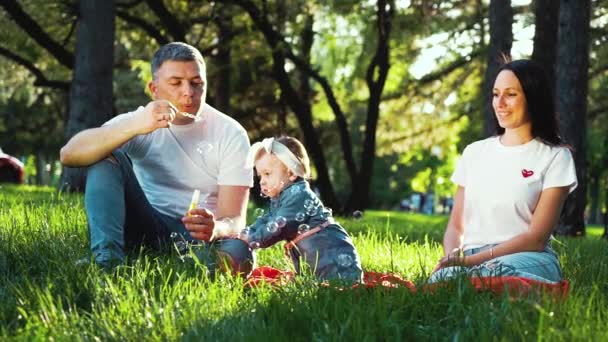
[429,59,577,284]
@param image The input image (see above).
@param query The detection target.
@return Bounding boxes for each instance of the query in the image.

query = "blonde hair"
[255,136,311,179]
[276,136,310,178]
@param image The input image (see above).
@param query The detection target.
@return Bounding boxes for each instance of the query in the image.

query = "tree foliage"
[0,0,606,220]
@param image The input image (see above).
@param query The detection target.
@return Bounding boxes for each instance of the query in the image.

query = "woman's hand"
[432,247,467,272]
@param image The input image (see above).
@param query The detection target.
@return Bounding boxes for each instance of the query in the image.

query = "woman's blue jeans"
[428,244,563,284]
[84,150,252,272]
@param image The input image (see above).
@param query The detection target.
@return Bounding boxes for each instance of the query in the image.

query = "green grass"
[587,225,604,238]
[1,184,607,340]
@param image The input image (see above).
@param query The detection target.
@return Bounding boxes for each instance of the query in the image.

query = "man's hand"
[132,100,177,135]
[182,208,215,242]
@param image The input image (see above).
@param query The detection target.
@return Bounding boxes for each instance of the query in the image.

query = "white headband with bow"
[246,138,306,178]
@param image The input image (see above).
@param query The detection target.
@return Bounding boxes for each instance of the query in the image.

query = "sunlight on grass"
[1,187,607,340]
[587,225,603,238]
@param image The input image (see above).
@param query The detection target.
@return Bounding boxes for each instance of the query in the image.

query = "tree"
[227,0,340,209]
[60,0,115,190]
[228,0,395,211]
[555,0,591,236]
[586,1,608,234]
[482,0,512,137]
[531,0,559,88]
[210,6,234,113]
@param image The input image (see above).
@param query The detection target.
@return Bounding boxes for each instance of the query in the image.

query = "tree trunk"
[60,0,115,192]
[604,183,608,238]
[531,0,559,89]
[588,171,600,224]
[482,0,513,137]
[272,51,339,209]
[604,194,608,239]
[144,0,185,41]
[232,0,340,209]
[603,215,608,239]
[346,0,394,212]
[49,158,58,186]
[554,0,591,236]
[35,152,45,185]
[298,14,313,114]
[212,8,232,113]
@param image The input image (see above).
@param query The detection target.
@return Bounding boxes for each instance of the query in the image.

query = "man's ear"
[148,80,157,99]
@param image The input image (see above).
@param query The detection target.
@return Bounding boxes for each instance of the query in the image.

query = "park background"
[0,0,607,340]
[1,0,607,235]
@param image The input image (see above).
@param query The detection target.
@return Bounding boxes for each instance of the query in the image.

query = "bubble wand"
[187,189,200,216]
[168,104,202,121]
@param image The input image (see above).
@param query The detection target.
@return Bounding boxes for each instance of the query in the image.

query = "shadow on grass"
[182,278,534,341]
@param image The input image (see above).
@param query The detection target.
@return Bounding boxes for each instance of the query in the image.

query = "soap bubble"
[336,253,353,268]
[295,212,306,222]
[297,224,310,234]
[220,217,234,225]
[174,109,203,122]
[303,199,314,210]
[249,241,261,249]
[353,210,363,220]
[170,232,187,243]
[196,141,215,170]
[275,216,287,228]
[306,206,317,216]
[175,241,189,254]
[198,194,210,209]
[239,227,252,241]
[196,141,214,154]
[266,222,279,234]
[217,217,235,236]
[253,208,265,217]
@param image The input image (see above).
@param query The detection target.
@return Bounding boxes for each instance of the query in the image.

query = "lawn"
[1,185,607,340]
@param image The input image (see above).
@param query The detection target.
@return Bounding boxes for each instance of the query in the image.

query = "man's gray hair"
[151,42,206,79]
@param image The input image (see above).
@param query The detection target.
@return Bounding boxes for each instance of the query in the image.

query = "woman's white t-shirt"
[451,136,577,250]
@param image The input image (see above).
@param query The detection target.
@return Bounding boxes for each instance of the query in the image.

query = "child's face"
[255,152,296,198]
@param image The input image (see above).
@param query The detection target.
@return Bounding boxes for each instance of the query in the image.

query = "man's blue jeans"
[85,150,253,273]
[428,244,563,284]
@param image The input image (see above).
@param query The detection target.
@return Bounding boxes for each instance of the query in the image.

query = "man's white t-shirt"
[104,104,253,218]
[451,136,577,250]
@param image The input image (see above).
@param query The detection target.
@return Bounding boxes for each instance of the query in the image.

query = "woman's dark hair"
[493,59,563,146]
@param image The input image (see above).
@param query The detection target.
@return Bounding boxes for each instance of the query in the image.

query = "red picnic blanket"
[244,266,569,298]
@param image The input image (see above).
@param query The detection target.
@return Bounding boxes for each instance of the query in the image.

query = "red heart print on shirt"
[521,169,534,178]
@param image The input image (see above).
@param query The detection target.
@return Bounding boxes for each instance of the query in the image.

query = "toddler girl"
[241,136,362,282]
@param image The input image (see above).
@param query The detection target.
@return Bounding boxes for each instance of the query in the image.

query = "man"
[60,42,253,273]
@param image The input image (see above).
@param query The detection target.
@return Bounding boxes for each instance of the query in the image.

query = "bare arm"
[463,186,569,266]
[215,185,250,235]
[436,186,569,270]
[442,186,465,255]
[60,120,139,167]
[59,100,176,167]
[182,185,250,241]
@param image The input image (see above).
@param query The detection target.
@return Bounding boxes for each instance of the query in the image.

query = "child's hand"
[182,208,215,242]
